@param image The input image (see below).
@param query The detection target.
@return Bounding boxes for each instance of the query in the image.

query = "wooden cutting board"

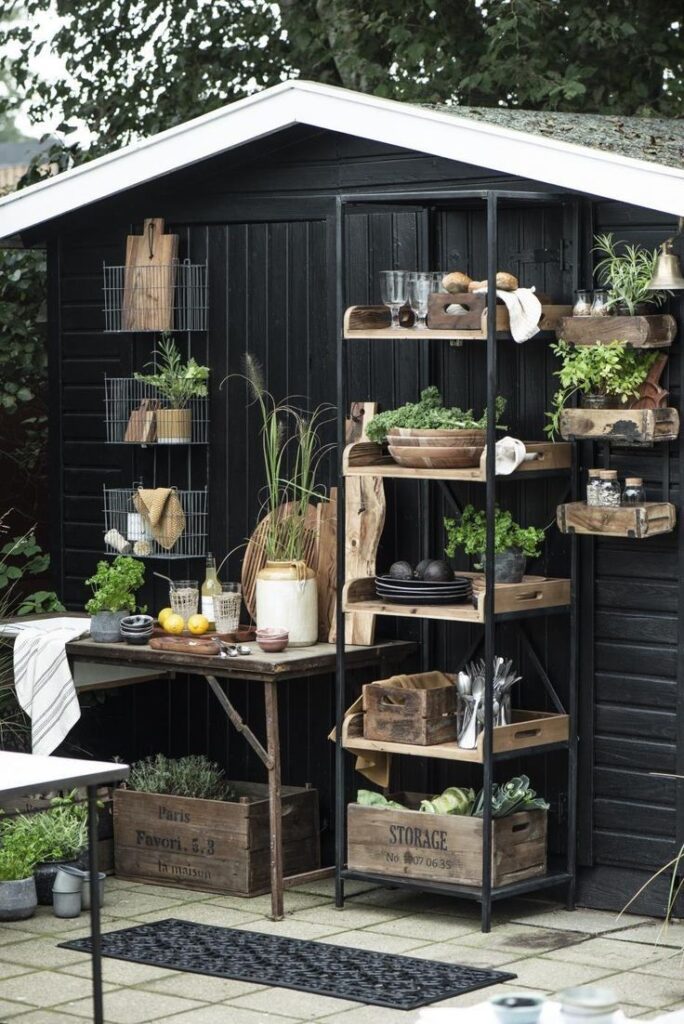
[122,218,178,331]
[149,635,219,657]
[316,489,337,642]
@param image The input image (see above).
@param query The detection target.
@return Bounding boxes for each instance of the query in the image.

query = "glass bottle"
[201,554,221,627]
[590,289,611,316]
[622,477,645,505]
[572,289,592,317]
[598,470,621,508]
[586,468,602,506]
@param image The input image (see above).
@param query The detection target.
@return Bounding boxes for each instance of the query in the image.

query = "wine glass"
[380,270,408,329]
[407,272,433,329]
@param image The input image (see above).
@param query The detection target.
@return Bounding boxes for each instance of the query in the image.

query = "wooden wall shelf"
[558,314,676,349]
[342,709,569,764]
[559,407,679,444]
[343,574,571,623]
[344,304,572,340]
[343,440,571,479]
[557,501,676,538]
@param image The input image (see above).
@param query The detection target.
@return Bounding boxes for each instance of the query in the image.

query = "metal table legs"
[87,784,104,1024]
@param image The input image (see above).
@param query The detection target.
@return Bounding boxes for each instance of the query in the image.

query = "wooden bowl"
[387,435,478,449]
[388,427,486,443]
[388,445,484,469]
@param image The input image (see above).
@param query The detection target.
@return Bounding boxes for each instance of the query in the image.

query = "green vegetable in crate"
[356,790,405,810]
[470,775,549,818]
[419,786,474,816]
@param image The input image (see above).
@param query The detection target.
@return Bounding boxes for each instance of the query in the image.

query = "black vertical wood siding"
[44,128,681,904]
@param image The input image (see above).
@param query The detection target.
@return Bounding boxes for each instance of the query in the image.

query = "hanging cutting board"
[122,218,178,332]
[315,489,337,643]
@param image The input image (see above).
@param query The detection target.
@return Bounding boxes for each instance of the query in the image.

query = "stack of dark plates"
[375,575,473,606]
[120,614,154,645]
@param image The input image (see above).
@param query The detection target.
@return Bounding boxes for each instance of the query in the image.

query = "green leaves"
[365,387,506,443]
[444,506,545,561]
[593,233,666,314]
[134,335,209,409]
[84,556,146,614]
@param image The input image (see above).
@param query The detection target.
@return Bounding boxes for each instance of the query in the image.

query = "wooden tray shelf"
[559,407,679,444]
[558,314,676,349]
[343,440,571,479]
[344,304,572,340]
[557,501,676,538]
[343,709,569,764]
[343,574,571,623]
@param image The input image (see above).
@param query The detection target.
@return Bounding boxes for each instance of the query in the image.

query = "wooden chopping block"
[122,218,179,332]
[149,635,219,657]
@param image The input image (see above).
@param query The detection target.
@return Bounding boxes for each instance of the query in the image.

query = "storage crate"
[347,793,547,887]
[114,782,320,896]
[362,678,458,746]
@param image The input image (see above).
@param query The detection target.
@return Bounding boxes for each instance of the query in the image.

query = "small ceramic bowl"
[256,630,289,653]
[256,627,288,639]
[489,993,545,1024]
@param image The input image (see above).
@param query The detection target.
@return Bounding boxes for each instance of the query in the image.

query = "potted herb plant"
[444,506,545,584]
[593,233,669,316]
[545,339,658,439]
[229,355,333,647]
[135,335,209,443]
[0,836,39,920]
[2,792,89,905]
[85,555,145,642]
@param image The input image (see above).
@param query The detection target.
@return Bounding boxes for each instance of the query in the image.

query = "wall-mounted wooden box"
[559,407,679,444]
[557,314,676,349]
[557,501,676,538]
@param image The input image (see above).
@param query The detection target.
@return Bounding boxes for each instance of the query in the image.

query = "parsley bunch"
[365,387,506,443]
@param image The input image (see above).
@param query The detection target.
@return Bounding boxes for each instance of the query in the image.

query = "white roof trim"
[1,80,683,238]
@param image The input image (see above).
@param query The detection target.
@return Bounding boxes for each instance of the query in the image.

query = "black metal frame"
[334,187,580,932]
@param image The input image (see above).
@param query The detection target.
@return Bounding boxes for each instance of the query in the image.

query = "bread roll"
[496,272,518,291]
[468,280,487,293]
[442,271,471,294]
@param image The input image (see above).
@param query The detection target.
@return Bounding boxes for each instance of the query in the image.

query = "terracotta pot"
[157,408,192,444]
[256,561,317,647]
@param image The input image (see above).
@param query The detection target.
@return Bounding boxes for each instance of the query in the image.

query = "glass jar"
[622,477,645,505]
[598,470,621,508]
[590,289,611,316]
[572,290,592,316]
[586,469,602,506]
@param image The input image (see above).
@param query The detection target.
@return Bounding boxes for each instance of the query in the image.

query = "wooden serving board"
[149,635,220,656]
[122,218,178,331]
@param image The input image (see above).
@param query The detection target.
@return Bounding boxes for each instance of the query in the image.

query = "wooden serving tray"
[149,635,220,656]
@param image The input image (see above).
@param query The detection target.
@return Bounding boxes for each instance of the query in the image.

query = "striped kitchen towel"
[2,618,89,755]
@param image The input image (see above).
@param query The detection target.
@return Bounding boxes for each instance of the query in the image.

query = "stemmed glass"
[380,270,408,329]
[407,272,433,329]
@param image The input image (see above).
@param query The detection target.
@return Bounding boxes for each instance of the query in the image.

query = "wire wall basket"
[103,485,207,560]
[104,377,209,445]
[103,259,208,332]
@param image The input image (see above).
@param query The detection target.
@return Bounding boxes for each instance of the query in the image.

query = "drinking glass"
[379,270,408,329]
[407,272,433,329]
[170,580,199,620]
[214,583,242,633]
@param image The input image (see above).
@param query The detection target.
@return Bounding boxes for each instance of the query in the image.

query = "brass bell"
[648,242,684,290]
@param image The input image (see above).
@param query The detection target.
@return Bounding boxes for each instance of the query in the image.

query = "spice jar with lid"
[572,290,592,317]
[586,469,601,506]
[598,470,621,507]
[590,289,611,316]
[622,477,645,505]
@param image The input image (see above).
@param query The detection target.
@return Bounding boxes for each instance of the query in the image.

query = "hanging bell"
[648,242,684,290]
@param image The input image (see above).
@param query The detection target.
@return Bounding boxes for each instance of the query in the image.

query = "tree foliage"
[2,0,682,171]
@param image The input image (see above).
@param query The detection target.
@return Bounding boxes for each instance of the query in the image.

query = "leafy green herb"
[134,335,209,410]
[1,791,89,864]
[593,233,667,314]
[365,387,506,443]
[444,506,545,561]
[545,339,658,440]
[356,790,405,810]
[470,775,549,818]
[84,556,145,614]
[127,754,236,802]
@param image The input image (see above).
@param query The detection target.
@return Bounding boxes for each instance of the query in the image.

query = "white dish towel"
[474,285,542,342]
[2,618,89,755]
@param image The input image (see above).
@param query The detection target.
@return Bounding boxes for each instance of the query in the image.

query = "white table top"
[0,752,129,798]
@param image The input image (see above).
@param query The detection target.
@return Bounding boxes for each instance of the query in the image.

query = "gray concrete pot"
[53,890,82,918]
[480,549,527,584]
[0,877,37,921]
[35,855,86,905]
[82,871,106,910]
[90,610,126,643]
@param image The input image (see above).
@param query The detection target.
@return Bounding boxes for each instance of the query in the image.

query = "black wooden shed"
[1,80,683,916]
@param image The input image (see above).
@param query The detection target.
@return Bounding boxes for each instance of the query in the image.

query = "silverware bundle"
[455,657,522,748]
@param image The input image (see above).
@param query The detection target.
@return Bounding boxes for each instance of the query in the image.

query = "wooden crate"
[362,678,459,746]
[114,782,320,896]
[559,407,679,443]
[557,314,676,348]
[557,501,676,538]
[347,795,547,887]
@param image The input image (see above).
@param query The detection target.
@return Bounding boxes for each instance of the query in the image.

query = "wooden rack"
[344,440,571,480]
[344,303,572,341]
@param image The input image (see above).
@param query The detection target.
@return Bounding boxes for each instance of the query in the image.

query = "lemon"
[163,613,185,635]
[157,607,173,627]
[187,614,210,636]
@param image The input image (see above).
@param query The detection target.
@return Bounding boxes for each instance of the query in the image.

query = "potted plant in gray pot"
[134,335,209,444]
[85,555,146,642]
[444,506,545,584]
[0,835,39,921]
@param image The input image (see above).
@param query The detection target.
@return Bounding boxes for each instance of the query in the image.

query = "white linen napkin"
[1,618,89,755]
[474,286,543,342]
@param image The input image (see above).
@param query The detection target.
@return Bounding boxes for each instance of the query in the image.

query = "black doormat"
[61,918,515,1010]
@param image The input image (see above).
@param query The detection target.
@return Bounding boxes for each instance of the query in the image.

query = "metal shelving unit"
[334,188,580,933]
